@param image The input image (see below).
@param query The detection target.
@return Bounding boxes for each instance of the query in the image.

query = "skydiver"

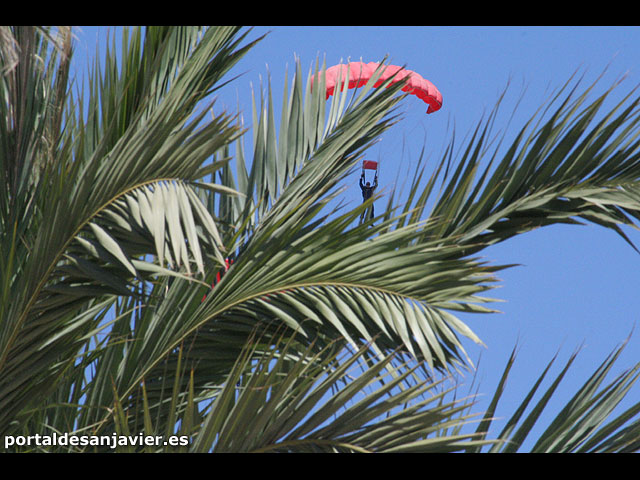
[359,171,378,223]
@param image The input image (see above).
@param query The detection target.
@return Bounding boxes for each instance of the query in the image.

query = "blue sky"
[74,26,640,447]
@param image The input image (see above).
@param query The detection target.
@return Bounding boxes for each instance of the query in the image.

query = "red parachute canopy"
[314,61,443,114]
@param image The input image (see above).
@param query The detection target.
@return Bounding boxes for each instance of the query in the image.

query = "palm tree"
[2,25,640,452]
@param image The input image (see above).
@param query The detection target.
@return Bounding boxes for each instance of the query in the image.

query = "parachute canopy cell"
[314,61,443,114]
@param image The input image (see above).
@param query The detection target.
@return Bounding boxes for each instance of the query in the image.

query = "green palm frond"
[468,338,640,453]
[0,26,258,435]
[190,331,494,453]
[72,56,640,451]
[394,73,640,253]
[4,26,640,453]
[188,59,501,372]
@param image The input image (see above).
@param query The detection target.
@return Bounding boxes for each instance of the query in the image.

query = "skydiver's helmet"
[366,182,370,187]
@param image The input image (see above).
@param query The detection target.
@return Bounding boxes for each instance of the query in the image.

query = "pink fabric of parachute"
[317,61,443,114]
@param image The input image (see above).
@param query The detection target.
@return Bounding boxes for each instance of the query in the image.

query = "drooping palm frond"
[207,63,640,388]
[393,73,640,254]
[122,59,640,422]
[4,25,640,454]
[17,52,502,445]
[0,26,260,436]
[187,60,503,372]
[189,331,494,453]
